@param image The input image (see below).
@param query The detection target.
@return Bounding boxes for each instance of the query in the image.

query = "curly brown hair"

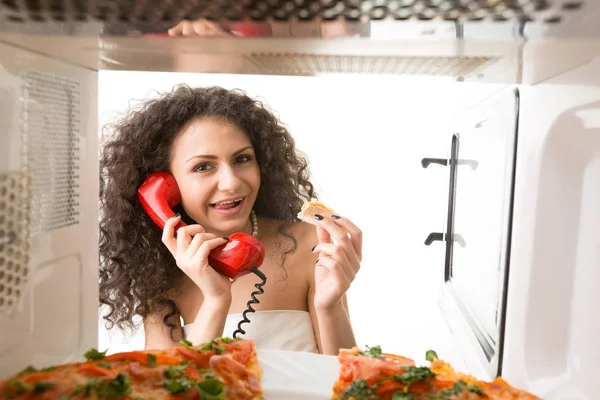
[99,84,315,340]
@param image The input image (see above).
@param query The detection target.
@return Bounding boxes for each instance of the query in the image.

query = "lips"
[211,197,244,210]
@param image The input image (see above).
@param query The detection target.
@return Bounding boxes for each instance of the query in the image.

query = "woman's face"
[169,117,261,237]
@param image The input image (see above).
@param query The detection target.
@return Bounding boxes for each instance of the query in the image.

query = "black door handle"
[424,232,444,245]
[424,232,466,248]
[421,158,448,169]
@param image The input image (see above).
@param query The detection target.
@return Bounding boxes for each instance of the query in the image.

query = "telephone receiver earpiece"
[138,172,265,279]
[138,172,187,232]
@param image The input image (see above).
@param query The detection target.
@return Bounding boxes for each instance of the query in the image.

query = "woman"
[99,85,362,355]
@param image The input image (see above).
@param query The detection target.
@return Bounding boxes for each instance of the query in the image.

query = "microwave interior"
[1,1,599,399]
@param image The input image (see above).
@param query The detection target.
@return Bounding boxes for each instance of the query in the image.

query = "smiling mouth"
[211,197,244,210]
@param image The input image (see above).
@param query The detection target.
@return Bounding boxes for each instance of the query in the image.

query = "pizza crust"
[297,198,337,225]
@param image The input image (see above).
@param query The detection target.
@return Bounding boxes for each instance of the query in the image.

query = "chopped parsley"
[3,380,55,397]
[163,375,226,399]
[200,341,226,354]
[197,379,225,398]
[163,364,188,379]
[434,380,487,398]
[341,379,377,400]
[202,371,217,380]
[71,374,131,399]
[180,337,238,353]
[469,384,487,396]
[390,366,437,388]
[213,337,239,343]
[392,393,413,400]
[5,381,30,397]
[72,378,101,397]
[357,345,384,359]
[16,366,37,376]
[425,350,438,362]
[97,374,131,398]
[147,353,157,368]
[163,378,194,394]
[15,365,57,376]
[32,382,56,394]
[182,337,226,353]
[84,348,108,361]
[163,377,226,399]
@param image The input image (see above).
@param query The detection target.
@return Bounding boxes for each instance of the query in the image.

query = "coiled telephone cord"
[232,267,266,339]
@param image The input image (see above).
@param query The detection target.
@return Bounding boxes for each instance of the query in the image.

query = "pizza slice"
[297,198,338,224]
[331,345,541,400]
[0,337,263,400]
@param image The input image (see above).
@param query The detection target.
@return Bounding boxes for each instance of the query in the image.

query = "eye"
[193,163,213,173]
[234,154,252,164]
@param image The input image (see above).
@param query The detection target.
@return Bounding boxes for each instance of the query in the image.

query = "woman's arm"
[143,296,231,350]
[308,291,357,355]
[303,214,362,355]
[182,297,231,345]
[146,215,233,348]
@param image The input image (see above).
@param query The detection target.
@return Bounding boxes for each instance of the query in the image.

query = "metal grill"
[246,53,496,76]
[22,70,81,236]
[0,172,30,315]
[0,0,582,24]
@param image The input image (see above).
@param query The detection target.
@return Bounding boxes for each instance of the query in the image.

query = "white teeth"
[215,198,243,206]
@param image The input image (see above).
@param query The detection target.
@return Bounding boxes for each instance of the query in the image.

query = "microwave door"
[439,87,520,380]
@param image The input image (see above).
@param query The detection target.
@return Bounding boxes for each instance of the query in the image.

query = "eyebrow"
[185,145,254,164]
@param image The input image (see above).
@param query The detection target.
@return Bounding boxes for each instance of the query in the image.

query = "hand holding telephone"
[138,172,266,338]
[138,172,265,280]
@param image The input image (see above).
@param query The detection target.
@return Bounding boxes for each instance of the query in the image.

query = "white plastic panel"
[30,256,81,367]
[0,42,99,378]
[438,86,519,381]
[502,58,600,399]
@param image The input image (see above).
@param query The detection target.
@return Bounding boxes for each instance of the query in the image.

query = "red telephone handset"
[138,172,265,279]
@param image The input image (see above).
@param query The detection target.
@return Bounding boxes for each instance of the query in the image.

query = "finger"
[201,20,223,36]
[313,243,358,279]
[193,21,211,36]
[176,224,206,256]
[185,233,219,258]
[200,20,230,36]
[161,214,181,254]
[316,255,351,287]
[192,237,230,266]
[168,21,185,36]
[329,215,363,261]
[313,215,354,253]
[182,20,196,36]
[316,225,331,245]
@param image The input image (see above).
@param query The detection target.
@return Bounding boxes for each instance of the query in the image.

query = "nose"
[217,165,242,192]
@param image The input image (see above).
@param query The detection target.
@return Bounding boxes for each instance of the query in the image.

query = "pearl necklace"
[250,210,258,238]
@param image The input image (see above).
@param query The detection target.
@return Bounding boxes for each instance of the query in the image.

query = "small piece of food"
[332,345,541,400]
[0,338,263,400]
[297,198,338,224]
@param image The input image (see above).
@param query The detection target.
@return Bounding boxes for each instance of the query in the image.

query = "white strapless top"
[183,310,319,353]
